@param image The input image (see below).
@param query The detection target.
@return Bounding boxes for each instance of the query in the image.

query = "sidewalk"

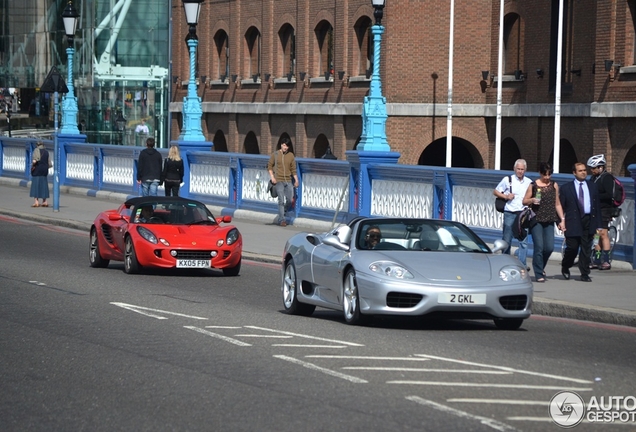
[1,177,634,327]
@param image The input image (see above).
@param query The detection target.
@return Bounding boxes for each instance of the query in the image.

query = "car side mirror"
[217,215,232,223]
[322,234,350,252]
[492,239,508,253]
[108,213,123,221]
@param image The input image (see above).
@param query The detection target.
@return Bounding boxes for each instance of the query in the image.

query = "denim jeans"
[141,180,159,197]
[274,181,294,223]
[502,211,528,265]
[530,221,555,278]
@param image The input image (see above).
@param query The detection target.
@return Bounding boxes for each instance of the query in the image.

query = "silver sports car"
[281,217,533,330]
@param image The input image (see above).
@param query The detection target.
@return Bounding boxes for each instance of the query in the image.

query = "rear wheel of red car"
[89,227,109,268]
[282,259,315,316]
[343,268,366,325]
[222,258,241,276]
[124,236,141,274]
[493,318,523,330]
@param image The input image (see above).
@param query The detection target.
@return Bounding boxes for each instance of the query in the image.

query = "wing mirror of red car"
[108,213,123,221]
[217,215,232,224]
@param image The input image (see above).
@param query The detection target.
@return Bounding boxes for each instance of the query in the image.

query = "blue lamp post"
[357,0,389,151]
[60,1,80,135]
[179,0,206,141]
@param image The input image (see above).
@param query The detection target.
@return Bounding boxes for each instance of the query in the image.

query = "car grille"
[223,250,230,258]
[386,292,423,308]
[499,295,528,311]
[174,250,213,260]
[101,224,114,244]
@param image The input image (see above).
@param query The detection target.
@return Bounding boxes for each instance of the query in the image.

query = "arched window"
[313,134,331,158]
[504,13,522,75]
[244,26,261,81]
[212,130,228,152]
[354,16,373,77]
[244,132,260,154]
[214,30,229,81]
[314,20,334,78]
[278,24,296,79]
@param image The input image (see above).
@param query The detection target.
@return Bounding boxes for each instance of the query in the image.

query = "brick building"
[170,0,636,175]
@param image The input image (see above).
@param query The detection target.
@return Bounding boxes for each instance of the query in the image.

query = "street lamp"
[178,0,206,141]
[115,111,127,145]
[60,1,80,135]
[357,0,389,151]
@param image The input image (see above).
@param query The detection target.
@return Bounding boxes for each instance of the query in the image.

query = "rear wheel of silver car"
[282,259,315,316]
[124,236,141,274]
[343,269,366,325]
[493,318,523,330]
[222,258,241,276]
[89,227,109,268]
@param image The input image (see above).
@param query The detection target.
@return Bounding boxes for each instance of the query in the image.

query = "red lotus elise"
[89,196,242,275]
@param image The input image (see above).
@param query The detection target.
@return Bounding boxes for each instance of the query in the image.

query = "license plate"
[176,259,211,268]
[438,293,486,305]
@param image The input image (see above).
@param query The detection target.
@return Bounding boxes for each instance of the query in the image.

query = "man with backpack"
[587,154,622,270]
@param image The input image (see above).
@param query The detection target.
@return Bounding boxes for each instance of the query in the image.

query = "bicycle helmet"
[587,154,606,168]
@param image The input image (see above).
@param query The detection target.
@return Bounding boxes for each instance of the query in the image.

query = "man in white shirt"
[493,159,533,269]
[135,119,149,135]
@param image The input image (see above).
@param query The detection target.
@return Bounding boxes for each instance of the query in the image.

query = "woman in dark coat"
[162,144,184,196]
[30,141,51,207]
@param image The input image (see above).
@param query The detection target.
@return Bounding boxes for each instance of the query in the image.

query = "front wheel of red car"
[89,227,110,268]
[124,237,141,274]
[222,258,241,276]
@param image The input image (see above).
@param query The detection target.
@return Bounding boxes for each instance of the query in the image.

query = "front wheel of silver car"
[493,318,523,330]
[343,269,366,325]
[124,236,141,274]
[282,259,315,316]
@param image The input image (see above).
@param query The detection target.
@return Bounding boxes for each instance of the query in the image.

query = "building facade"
[169,0,636,175]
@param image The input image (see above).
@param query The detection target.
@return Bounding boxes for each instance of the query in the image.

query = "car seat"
[414,226,440,251]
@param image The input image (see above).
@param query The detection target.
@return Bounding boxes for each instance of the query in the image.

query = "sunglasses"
[367,233,381,239]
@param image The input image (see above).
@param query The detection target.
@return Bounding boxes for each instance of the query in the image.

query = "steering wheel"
[148,216,163,223]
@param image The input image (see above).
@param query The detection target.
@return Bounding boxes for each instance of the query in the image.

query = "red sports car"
[89,197,243,275]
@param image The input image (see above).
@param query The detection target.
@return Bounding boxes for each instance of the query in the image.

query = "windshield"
[130,201,217,225]
[356,219,490,253]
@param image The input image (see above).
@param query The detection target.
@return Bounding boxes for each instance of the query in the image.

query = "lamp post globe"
[179,0,206,142]
[60,1,80,135]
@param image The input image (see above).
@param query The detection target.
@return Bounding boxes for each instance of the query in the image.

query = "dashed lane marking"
[184,326,251,346]
[343,367,511,374]
[111,302,208,320]
[274,355,367,383]
[406,396,519,432]
[244,326,364,347]
[391,381,593,391]
[306,355,430,361]
[447,398,549,406]
[272,344,348,348]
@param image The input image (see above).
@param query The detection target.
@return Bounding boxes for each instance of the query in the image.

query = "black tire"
[222,257,241,276]
[493,318,523,330]
[124,236,141,274]
[89,227,110,268]
[282,259,315,316]
[343,268,367,325]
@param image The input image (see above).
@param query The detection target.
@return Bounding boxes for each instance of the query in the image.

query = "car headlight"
[136,226,158,244]
[499,266,528,282]
[226,228,240,246]
[369,261,414,279]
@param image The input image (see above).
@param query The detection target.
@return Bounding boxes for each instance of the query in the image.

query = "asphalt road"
[1,216,635,432]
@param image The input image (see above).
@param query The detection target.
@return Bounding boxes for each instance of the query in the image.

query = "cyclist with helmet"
[587,154,614,270]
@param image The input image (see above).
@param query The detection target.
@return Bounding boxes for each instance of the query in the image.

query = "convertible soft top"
[124,196,201,208]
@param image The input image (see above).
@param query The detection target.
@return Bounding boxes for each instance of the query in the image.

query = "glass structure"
[0,0,171,147]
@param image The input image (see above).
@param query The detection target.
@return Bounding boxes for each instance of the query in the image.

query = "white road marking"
[306,355,430,361]
[448,398,548,406]
[111,302,208,320]
[29,281,47,286]
[414,354,593,384]
[342,367,511,374]
[406,396,519,432]
[184,326,251,346]
[205,326,241,329]
[245,326,363,347]
[233,334,293,338]
[272,344,348,348]
[506,417,553,422]
[391,381,593,391]
[274,355,367,383]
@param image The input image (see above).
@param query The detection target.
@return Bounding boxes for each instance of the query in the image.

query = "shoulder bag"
[495,175,512,213]
[267,152,278,198]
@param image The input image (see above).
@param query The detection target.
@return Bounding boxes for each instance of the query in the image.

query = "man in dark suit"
[559,162,602,282]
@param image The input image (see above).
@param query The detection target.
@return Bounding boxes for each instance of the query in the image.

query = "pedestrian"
[559,162,602,282]
[135,118,149,135]
[29,141,52,207]
[267,138,299,226]
[493,159,533,270]
[162,144,184,197]
[137,137,162,196]
[522,162,566,282]
[321,146,337,160]
[587,154,615,270]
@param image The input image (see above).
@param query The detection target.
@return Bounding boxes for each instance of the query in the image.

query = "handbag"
[267,180,278,198]
[30,162,37,174]
[495,175,512,213]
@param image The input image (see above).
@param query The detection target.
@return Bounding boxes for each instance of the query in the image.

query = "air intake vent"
[387,292,423,308]
[499,295,528,311]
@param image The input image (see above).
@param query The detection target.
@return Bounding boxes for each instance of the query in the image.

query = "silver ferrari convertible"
[281,217,533,330]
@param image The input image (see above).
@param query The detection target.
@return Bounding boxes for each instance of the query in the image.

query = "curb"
[533,297,636,328]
